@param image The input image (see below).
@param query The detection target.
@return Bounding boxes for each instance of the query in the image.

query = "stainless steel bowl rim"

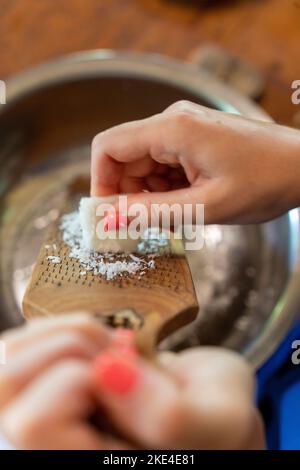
[3,49,300,369]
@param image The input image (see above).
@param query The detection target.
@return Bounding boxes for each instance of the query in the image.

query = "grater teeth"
[23,206,198,349]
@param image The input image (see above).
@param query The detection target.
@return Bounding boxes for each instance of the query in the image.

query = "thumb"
[93,350,182,448]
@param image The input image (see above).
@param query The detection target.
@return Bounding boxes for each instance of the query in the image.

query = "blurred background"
[0,0,300,450]
[0,0,299,126]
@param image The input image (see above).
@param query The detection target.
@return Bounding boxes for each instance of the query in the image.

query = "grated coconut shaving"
[47,255,61,264]
[56,211,157,280]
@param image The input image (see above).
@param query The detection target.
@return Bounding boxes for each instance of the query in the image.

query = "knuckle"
[172,109,196,130]
[91,132,105,153]
[166,100,195,114]
[91,134,99,150]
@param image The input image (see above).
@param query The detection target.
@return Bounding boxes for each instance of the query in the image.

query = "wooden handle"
[134,312,162,359]
[99,307,196,359]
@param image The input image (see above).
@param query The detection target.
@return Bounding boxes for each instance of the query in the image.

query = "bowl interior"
[0,66,294,367]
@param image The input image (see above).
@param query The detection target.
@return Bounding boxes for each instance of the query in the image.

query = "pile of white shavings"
[57,211,156,280]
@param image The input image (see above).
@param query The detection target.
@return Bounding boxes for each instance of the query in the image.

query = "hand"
[94,346,265,449]
[0,314,264,449]
[0,313,133,450]
[91,101,300,224]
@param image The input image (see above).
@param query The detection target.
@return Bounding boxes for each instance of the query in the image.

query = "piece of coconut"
[79,197,139,253]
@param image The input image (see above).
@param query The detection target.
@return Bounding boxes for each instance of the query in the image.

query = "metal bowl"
[0,50,299,368]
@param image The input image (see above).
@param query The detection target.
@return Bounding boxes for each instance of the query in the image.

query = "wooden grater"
[22,205,198,356]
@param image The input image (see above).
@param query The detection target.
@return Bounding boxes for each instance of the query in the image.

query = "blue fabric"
[257,322,300,450]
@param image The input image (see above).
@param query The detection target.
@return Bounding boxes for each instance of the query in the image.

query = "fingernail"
[94,352,139,396]
[103,211,128,232]
[113,329,137,358]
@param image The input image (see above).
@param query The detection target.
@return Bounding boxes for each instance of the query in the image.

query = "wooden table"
[0,0,299,126]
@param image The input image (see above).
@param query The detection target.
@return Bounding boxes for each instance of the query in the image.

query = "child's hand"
[0,314,132,450]
[91,101,300,224]
[0,314,264,449]
[94,347,265,449]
